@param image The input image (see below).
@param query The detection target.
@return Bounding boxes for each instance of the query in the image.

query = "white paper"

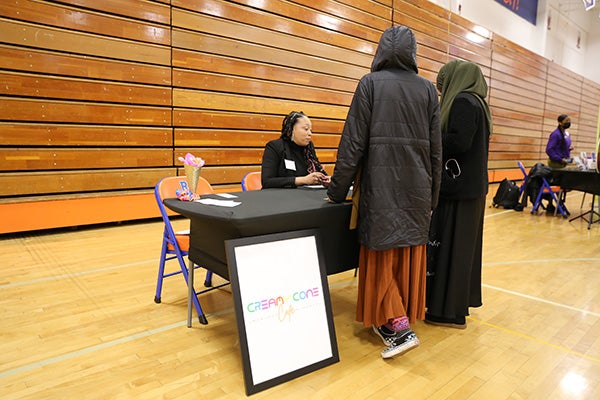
[195,198,241,207]
[217,193,238,199]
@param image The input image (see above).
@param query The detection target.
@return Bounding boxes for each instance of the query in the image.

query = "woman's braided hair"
[280,111,307,140]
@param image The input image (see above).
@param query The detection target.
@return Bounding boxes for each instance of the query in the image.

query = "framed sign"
[225,229,339,395]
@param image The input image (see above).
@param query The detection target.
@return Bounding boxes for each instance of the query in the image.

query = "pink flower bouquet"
[178,153,205,168]
[177,153,206,201]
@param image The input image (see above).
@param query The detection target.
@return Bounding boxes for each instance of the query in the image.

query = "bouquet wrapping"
[177,153,205,200]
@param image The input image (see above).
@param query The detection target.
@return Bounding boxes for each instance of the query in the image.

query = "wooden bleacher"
[1,0,598,234]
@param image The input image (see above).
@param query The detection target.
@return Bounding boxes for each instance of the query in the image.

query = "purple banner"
[494,0,539,25]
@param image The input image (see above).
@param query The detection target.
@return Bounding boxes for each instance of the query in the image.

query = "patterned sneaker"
[381,329,419,359]
[372,324,397,346]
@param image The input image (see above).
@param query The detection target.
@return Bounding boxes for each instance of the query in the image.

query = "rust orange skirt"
[356,244,426,327]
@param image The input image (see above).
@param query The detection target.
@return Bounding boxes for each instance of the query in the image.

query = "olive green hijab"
[437,60,492,135]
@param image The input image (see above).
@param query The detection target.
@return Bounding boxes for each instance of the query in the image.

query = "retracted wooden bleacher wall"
[1,0,599,234]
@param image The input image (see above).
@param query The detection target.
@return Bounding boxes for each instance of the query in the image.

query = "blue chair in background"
[517,161,528,194]
[530,176,568,217]
[518,161,568,217]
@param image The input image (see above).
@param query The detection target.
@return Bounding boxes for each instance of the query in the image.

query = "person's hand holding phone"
[319,175,331,187]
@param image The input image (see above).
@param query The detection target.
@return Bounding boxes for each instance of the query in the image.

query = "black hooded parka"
[327,25,442,250]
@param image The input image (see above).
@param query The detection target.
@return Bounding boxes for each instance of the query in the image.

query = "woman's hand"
[298,172,326,186]
[319,175,331,188]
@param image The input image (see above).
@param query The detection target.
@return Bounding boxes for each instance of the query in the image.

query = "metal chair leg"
[154,233,169,304]
[183,257,208,327]
[204,270,213,287]
[187,258,194,328]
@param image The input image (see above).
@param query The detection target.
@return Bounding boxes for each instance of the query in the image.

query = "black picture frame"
[225,229,339,395]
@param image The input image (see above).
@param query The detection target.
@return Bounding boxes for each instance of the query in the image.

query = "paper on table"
[217,193,238,199]
[196,198,241,207]
[305,185,325,189]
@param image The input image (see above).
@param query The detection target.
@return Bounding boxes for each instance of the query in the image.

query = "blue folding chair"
[154,176,227,325]
[530,176,568,218]
[517,161,528,194]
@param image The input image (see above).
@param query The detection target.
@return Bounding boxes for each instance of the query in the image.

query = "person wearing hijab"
[546,114,573,168]
[261,111,330,188]
[425,60,492,330]
[327,25,442,359]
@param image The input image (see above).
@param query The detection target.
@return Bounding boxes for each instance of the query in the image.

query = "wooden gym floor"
[1,189,599,399]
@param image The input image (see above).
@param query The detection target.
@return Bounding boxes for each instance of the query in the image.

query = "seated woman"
[261,111,330,188]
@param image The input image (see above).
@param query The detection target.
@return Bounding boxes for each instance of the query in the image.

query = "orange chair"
[154,175,226,325]
[241,171,262,191]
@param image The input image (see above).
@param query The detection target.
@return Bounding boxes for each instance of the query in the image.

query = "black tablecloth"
[551,169,600,195]
[163,188,360,280]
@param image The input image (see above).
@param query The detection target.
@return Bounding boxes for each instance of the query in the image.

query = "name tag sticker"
[284,159,296,171]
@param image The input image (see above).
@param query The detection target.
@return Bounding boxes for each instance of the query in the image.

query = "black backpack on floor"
[492,178,520,209]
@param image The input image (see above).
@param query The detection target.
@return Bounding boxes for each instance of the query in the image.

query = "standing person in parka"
[327,25,442,359]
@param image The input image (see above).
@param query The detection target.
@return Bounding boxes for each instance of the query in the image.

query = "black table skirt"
[551,169,600,195]
[164,188,360,280]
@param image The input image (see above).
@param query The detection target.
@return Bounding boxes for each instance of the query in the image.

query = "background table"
[551,169,600,228]
[163,187,360,281]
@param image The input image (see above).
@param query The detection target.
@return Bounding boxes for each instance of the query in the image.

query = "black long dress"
[426,92,490,322]
[426,197,485,320]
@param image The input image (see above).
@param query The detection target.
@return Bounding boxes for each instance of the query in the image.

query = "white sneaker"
[381,329,419,359]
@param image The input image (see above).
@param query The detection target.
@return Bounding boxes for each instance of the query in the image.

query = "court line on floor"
[482,257,600,317]
[0,277,356,379]
[0,320,184,379]
[0,259,156,289]
[0,305,234,380]
[484,209,515,218]
[483,257,600,267]
[467,316,600,364]
[1,272,596,380]
[482,283,600,318]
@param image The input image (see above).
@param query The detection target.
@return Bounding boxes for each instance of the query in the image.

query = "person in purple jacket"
[546,114,573,168]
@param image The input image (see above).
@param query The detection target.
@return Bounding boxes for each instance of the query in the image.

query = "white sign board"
[226,229,339,395]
